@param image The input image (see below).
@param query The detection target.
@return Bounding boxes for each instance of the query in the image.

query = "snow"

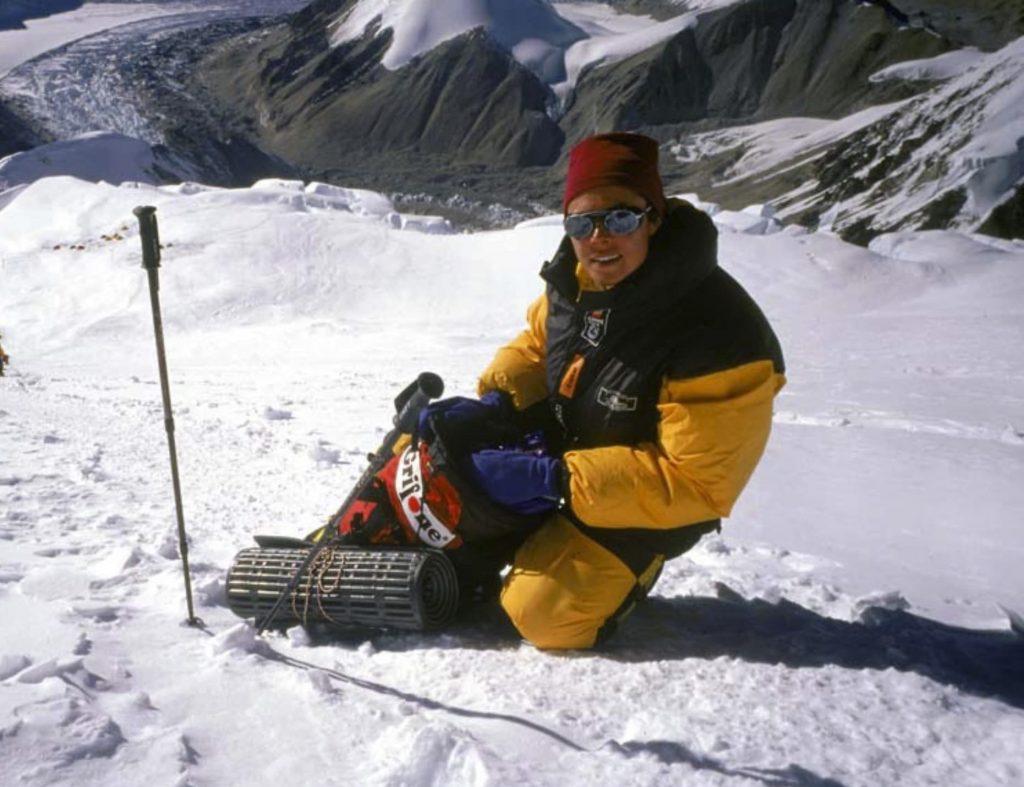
[553,6,698,103]
[1,2,1023,782]
[669,101,910,186]
[705,207,781,235]
[0,132,163,190]
[329,0,722,102]
[0,2,185,80]
[671,34,1024,236]
[2,173,1023,785]
[329,0,587,83]
[869,46,987,83]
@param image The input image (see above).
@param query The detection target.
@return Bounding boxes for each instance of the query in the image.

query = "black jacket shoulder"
[664,266,785,381]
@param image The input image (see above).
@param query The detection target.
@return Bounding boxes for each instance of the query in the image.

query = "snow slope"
[678,34,1024,237]
[1,175,1022,785]
[329,0,588,82]
[329,0,723,100]
[868,46,987,83]
[0,131,170,190]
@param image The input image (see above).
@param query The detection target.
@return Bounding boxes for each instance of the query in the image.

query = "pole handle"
[134,205,161,269]
[394,372,444,433]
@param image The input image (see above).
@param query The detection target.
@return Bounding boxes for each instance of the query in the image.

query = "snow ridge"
[330,0,587,83]
[329,0,712,98]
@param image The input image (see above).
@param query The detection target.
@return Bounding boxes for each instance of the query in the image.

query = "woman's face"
[566,185,659,289]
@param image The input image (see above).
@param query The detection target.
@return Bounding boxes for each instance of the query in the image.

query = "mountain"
[195,0,1024,240]
[662,34,1024,243]
[200,0,569,172]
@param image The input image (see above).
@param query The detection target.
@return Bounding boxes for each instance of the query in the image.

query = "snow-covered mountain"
[669,36,1024,242]
[193,0,1024,238]
[2,0,1021,237]
[1,172,1023,785]
[328,0,587,82]
[0,132,182,191]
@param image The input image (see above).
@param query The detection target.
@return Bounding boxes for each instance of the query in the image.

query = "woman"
[464,132,786,649]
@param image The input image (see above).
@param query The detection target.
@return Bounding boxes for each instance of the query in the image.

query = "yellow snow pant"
[500,514,663,650]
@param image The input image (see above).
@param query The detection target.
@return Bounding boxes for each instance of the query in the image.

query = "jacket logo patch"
[597,387,638,412]
[581,309,609,347]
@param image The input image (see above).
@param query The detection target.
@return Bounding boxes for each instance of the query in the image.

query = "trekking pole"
[134,205,201,628]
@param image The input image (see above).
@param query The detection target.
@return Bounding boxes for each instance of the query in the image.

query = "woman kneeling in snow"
[344,133,786,648]
[442,132,786,649]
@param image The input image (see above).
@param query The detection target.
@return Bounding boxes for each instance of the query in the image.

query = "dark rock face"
[204,0,951,176]
[201,0,563,174]
[0,99,44,157]
[557,0,951,159]
[756,0,948,117]
[190,0,1023,234]
[979,184,1024,241]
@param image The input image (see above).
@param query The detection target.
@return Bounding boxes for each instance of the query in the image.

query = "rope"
[290,547,348,627]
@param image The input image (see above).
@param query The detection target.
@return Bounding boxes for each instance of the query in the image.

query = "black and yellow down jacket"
[478,199,785,555]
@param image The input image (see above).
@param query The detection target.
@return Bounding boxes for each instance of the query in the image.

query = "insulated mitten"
[417,390,511,443]
[466,449,562,515]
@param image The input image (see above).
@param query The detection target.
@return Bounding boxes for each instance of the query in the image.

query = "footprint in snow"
[309,440,343,466]
[263,405,293,421]
[68,604,124,624]
[73,633,92,656]
[0,654,32,680]
[1,696,125,778]
[80,446,108,482]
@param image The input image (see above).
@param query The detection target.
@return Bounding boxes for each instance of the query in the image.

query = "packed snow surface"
[1,172,1023,785]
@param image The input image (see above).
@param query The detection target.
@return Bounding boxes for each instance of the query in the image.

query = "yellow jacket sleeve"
[564,359,786,529]
[477,293,550,410]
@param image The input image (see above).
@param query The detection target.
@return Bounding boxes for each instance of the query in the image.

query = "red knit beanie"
[563,132,666,218]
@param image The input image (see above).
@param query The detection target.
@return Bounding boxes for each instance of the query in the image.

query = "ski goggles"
[563,206,652,239]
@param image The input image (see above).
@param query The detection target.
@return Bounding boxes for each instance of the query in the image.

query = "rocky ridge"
[2,0,1022,239]
[193,0,1024,239]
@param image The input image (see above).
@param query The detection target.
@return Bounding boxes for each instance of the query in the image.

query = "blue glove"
[467,449,562,515]
[418,390,510,442]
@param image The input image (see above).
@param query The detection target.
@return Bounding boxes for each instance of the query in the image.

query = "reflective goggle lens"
[564,208,648,239]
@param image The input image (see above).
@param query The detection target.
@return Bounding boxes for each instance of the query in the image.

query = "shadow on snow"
[606,592,1024,710]
[270,590,1022,785]
[308,589,1024,711]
